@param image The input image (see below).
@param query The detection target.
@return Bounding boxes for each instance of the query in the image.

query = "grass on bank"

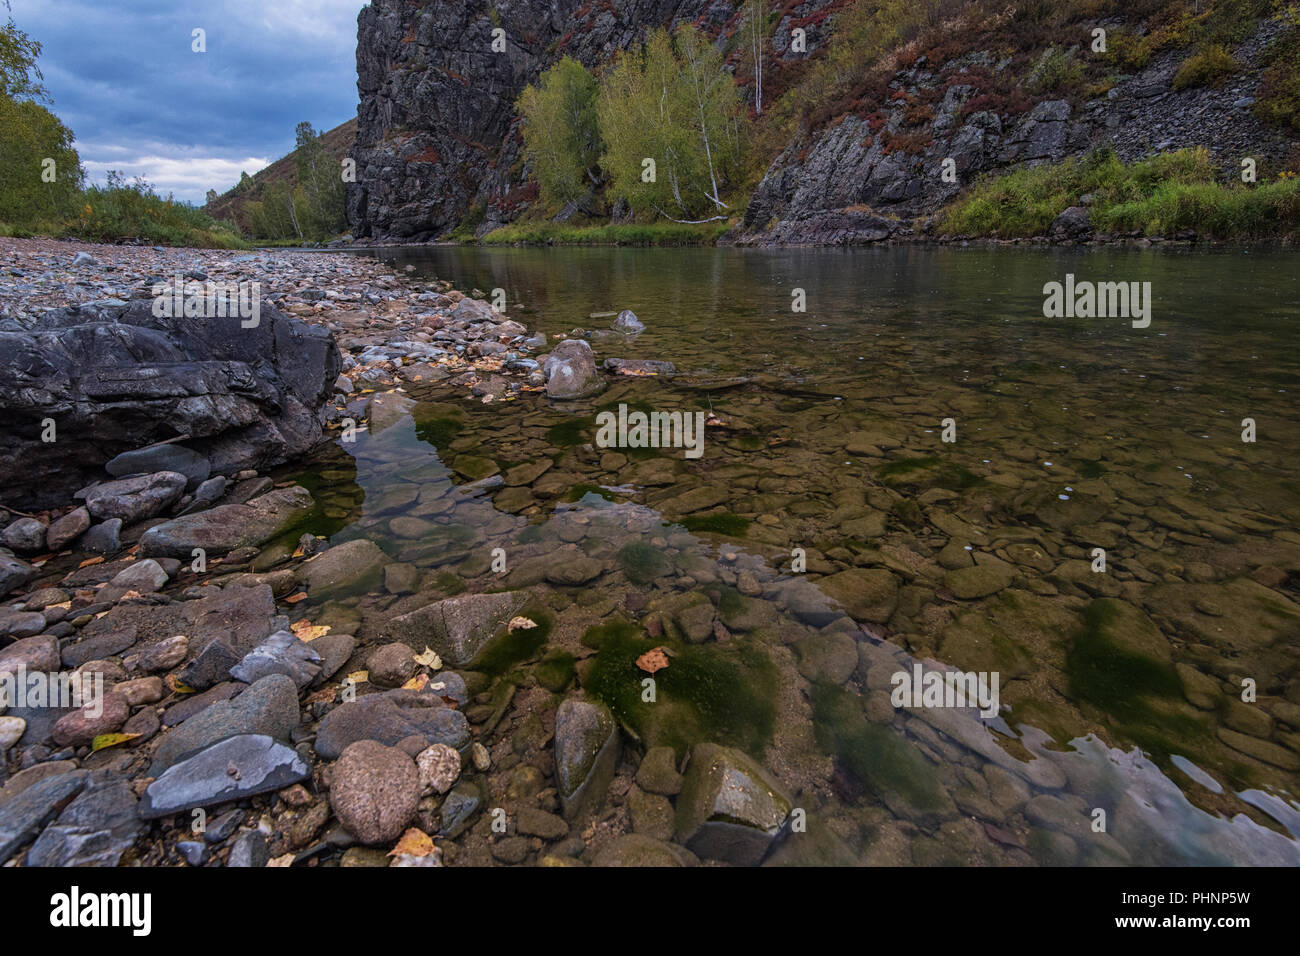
[1,176,248,249]
[937,147,1300,240]
[477,219,734,246]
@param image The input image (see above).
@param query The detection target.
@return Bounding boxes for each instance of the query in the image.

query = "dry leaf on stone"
[636,647,670,674]
[304,687,335,706]
[91,732,140,752]
[413,646,442,669]
[345,670,369,684]
[401,673,429,692]
[166,675,196,695]
[267,853,295,867]
[284,592,308,604]
[508,616,537,632]
[291,620,330,641]
[388,828,436,858]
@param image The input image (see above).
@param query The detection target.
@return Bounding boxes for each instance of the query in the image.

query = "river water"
[296,243,1300,865]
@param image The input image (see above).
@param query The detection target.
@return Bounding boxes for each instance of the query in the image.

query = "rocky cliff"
[348,0,840,239]
[739,17,1296,244]
[349,0,1298,243]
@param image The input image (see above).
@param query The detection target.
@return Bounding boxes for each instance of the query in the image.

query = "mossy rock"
[580,616,777,759]
[811,681,955,825]
[536,649,576,692]
[878,457,981,491]
[564,482,616,503]
[412,401,466,449]
[680,512,750,536]
[470,604,553,678]
[1066,598,1226,775]
[938,589,1071,679]
[451,455,500,481]
[618,540,671,585]
[545,416,594,447]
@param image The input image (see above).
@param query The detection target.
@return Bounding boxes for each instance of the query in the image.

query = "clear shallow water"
[297,244,1300,865]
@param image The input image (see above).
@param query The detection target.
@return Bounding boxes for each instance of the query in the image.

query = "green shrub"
[939,145,1300,240]
[1172,44,1238,90]
[1033,47,1085,92]
[1254,26,1300,133]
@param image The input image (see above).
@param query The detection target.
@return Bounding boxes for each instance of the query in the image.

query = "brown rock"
[328,740,420,845]
[52,690,130,747]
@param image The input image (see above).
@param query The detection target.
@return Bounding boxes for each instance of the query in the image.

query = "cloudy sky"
[10,0,366,203]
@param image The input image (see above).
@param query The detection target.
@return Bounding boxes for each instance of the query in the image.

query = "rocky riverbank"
[0,238,604,866]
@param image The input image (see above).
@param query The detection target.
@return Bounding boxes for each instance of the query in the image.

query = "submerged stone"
[674,743,792,866]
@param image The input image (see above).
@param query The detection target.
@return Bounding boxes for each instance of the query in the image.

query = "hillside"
[205,117,357,236]
[346,0,1300,243]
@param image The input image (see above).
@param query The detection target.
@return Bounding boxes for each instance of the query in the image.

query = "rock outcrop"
[0,297,341,508]
[348,0,775,240]
[349,3,1295,244]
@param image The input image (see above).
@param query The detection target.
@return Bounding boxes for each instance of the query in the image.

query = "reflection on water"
[292,244,1300,865]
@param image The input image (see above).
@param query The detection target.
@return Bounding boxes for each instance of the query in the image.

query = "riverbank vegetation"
[937,147,1300,239]
[0,16,246,248]
[518,26,746,225]
[479,220,732,245]
[498,0,1299,246]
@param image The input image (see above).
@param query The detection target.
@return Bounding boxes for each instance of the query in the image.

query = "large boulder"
[141,734,310,819]
[139,486,314,558]
[379,591,530,666]
[544,340,604,400]
[674,743,792,866]
[0,297,340,508]
[83,472,187,524]
[149,674,301,774]
[314,689,469,760]
[296,538,390,599]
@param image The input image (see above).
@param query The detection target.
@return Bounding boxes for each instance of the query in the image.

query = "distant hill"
[204,117,356,235]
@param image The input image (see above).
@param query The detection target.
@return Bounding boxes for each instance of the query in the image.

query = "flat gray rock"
[379,590,529,666]
[0,770,89,862]
[141,734,310,819]
[149,673,301,774]
[230,629,321,689]
[314,689,469,760]
[25,771,141,866]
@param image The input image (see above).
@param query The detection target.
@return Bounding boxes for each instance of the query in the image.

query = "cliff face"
[349,0,713,239]
[739,19,1294,244]
[349,1,1297,244]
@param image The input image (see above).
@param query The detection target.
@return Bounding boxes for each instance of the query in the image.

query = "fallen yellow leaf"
[91,732,141,752]
[267,853,295,867]
[166,675,197,695]
[388,828,435,858]
[508,616,537,632]
[345,670,369,684]
[401,673,429,692]
[291,620,330,641]
[284,591,308,604]
[413,646,442,669]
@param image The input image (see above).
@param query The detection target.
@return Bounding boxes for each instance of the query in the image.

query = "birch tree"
[597,26,744,222]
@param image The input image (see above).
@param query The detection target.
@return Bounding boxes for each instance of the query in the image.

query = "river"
[289,243,1300,865]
